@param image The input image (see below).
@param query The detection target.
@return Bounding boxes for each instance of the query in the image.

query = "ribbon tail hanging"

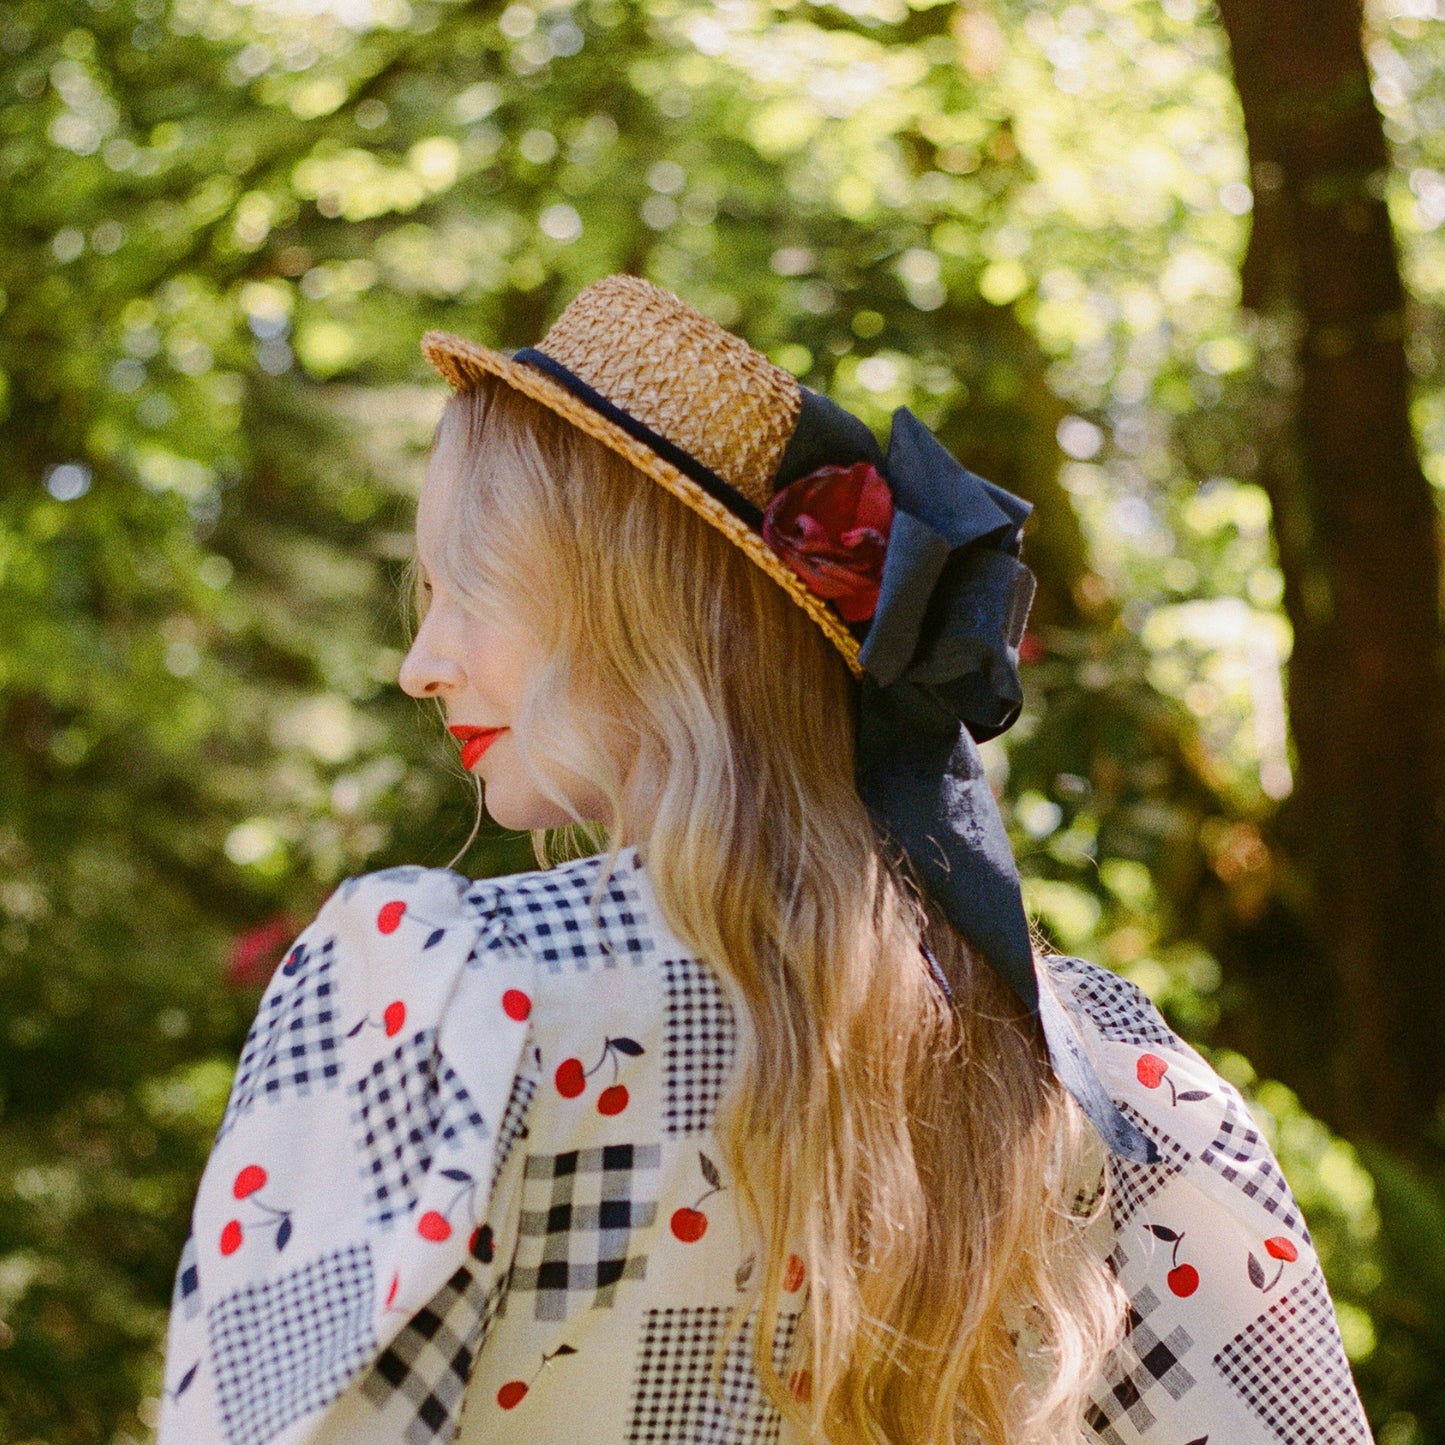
[856,676,1160,1167]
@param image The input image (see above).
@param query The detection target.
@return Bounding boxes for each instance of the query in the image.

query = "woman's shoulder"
[321,846,656,954]
[453,845,670,973]
[1041,950,1279,1180]
[1040,952,1374,1443]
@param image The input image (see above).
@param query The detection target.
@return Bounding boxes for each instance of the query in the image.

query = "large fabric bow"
[853,408,1158,1166]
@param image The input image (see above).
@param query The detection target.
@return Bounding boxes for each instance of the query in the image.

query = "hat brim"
[421,330,864,679]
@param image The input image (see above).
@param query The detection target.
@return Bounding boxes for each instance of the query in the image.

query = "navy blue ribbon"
[507,350,1157,1165]
[854,408,1159,1166]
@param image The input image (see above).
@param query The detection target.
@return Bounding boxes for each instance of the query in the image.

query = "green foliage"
[0,0,1437,1438]
[1353,1144,1445,1444]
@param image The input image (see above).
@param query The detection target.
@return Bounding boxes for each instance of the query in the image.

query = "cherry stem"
[446,1181,477,1218]
[530,1356,554,1385]
[1265,1261,1284,1291]
[1166,1077,1178,1106]
[692,1185,722,1209]
[584,1040,611,1078]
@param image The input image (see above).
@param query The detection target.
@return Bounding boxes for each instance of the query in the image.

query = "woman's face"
[397,446,609,832]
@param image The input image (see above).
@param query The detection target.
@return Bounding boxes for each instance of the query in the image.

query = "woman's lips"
[449,725,507,769]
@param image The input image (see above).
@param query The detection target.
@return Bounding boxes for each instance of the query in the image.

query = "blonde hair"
[405,377,1129,1443]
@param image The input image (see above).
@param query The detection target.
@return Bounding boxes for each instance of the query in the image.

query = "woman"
[157,274,1373,1444]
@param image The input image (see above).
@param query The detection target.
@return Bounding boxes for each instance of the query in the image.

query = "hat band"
[513,347,766,530]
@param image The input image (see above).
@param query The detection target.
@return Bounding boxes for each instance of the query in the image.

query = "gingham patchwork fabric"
[465,857,656,973]
[349,1028,491,1227]
[1214,1262,1369,1441]
[207,1244,376,1445]
[1082,1248,1200,1444]
[661,955,737,1135]
[1103,1102,1186,1232]
[625,1306,801,1443]
[511,1144,663,1320]
[217,935,342,1141]
[158,850,1374,1445]
[357,1258,509,1444]
[488,1073,536,1197]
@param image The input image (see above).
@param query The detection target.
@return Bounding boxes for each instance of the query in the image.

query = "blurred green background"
[4,0,1445,1438]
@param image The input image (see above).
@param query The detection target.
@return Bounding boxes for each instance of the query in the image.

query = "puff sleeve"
[1041,955,1376,1445]
[156,866,537,1445]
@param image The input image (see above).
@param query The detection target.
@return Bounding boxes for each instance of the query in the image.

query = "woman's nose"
[398,635,464,698]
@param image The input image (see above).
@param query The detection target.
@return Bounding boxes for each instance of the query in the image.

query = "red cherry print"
[1265,1236,1298,1262]
[385,1273,399,1308]
[1167,1264,1200,1297]
[383,1001,406,1037]
[597,1084,629,1116]
[377,900,406,934]
[220,1219,243,1255]
[502,989,532,1021]
[788,1368,812,1402]
[784,1254,805,1292]
[1136,1054,1168,1089]
[555,1058,586,1098]
[417,1210,452,1242]
[497,1380,528,1410]
[233,1164,267,1199]
[671,1207,708,1243]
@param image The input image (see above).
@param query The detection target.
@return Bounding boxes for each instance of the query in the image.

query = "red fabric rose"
[761,460,894,623]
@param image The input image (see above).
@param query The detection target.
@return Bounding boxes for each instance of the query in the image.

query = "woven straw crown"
[421,275,865,672]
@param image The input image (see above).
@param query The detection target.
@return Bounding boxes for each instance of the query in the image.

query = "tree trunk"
[1214,0,1445,1153]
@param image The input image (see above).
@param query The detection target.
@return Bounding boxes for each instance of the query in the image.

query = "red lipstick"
[449,724,507,768]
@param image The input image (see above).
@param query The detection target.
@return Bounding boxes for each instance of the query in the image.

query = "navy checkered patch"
[218,935,343,1140]
[625,1306,800,1443]
[465,853,654,974]
[1045,955,1179,1050]
[360,1259,508,1443]
[661,955,737,1135]
[1213,1261,1371,1443]
[1107,1102,1188,1233]
[1083,1242,1198,1444]
[1197,1089,1312,1246]
[511,1144,662,1321]
[489,1072,536,1197]
[349,1028,490,1228]
[207,1243,375,1445]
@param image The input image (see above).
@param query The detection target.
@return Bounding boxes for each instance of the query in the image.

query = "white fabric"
[157,847,1374,1444]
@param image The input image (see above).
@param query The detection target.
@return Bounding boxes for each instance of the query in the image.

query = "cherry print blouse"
[156,847,1375,1445]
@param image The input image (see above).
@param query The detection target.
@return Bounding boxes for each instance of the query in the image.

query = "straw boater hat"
[422,273,878,675]
[420,273,1158,1168]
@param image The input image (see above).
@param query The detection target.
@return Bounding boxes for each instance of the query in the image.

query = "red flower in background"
[225,913,300,989]
[762,461,893,623]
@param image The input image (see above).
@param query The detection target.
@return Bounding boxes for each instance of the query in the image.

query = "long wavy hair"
[403,374,1128,1443]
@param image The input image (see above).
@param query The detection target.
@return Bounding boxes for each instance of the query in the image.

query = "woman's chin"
[482,783,580,833]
